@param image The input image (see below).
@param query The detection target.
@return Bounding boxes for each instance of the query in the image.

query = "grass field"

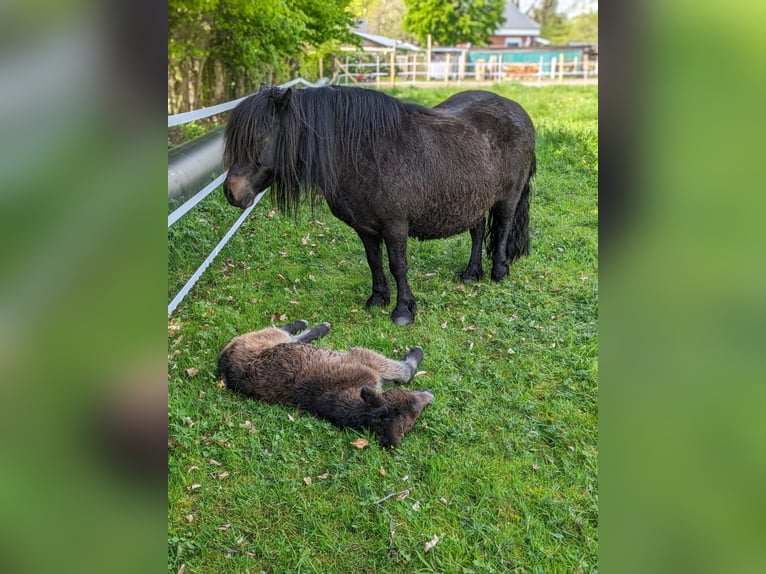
[168,83,598,573]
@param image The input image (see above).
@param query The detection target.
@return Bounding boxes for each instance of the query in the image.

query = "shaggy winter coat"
[222,85,536,325]
[217,320,433,447]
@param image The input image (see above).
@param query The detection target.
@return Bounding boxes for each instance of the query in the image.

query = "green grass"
[168,83,597,573]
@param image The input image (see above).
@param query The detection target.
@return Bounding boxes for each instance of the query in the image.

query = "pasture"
[168,83,598,573]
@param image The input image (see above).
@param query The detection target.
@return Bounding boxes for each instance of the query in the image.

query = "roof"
[497,2,541,34]
[351,30,420,52]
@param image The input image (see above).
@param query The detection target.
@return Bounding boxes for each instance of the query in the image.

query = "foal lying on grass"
[217,320,433,448]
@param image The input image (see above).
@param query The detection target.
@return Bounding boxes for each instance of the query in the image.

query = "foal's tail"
[487,156,536,263]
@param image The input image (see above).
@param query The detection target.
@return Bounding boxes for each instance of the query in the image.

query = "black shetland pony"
[223,85,536,325]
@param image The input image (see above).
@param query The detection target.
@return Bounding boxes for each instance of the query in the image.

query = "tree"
[568,10,597,44]
[402,0,506,46]
[527,0,568,45]
[352,0,411,41]
[168,0,354,111]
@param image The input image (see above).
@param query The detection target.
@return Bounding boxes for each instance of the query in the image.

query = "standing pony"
[223,85,536,325]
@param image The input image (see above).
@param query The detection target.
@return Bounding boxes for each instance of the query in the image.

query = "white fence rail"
[337,53,598,87]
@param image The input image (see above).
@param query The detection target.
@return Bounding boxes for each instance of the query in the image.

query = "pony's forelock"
[223,91,278,169]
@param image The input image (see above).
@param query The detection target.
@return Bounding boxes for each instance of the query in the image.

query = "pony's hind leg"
[290,322,331,344]
[279,319,309,334]
[487,197,517,282]
[460,217,485,283]
[487,163,533,281]
[356,229,390,308]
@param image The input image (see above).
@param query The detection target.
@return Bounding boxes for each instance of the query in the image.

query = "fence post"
[376,54,380,89]
[390,49,395,86]
[583,54,588,83]
[427,34,432,82]
[445,53,451,85]
[538,56,543,86]
[559,53,564,81]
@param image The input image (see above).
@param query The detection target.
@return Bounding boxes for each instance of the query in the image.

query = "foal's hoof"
[404,346,424,367]
[314,322,331,337]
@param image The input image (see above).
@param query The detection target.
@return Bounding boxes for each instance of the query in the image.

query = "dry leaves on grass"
[424,534,439,552]
[350,437,369,449]
[185,367,199,378]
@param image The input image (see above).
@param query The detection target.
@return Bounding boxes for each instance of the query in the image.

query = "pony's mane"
[225,85,412,216]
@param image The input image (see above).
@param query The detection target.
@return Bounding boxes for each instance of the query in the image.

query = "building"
[487,2,542,48]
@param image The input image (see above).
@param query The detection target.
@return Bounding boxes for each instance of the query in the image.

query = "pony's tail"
[487,156,535,263]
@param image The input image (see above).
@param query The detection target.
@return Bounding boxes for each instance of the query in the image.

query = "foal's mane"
[226,85,415,216]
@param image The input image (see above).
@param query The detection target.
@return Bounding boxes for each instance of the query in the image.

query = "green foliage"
[350,0,412,41]
[528,1,598,46]
[168,0,354,110]
[568,10,598,44]
[168,84,597,572]
[402,0,506,46]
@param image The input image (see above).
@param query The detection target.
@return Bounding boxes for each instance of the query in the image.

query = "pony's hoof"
[391,307,415,326]
[365,293,390,308]
[460,268,484,283]
[491,263,509,282]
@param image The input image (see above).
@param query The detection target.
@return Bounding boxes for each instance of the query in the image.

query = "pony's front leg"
[460,217,485,283]
[356,230,390,308]
[383,231,417,325]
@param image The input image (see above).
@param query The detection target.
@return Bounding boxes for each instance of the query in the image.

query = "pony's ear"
[258,83,269,92]
[274,87,292,112]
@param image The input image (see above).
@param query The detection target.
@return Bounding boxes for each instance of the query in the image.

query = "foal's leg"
[346,346,424,384]
[356,229,391,308]
[460,217,485,283]
[279,319,309,334]
[383,228,417,325]
[290,322,331,344]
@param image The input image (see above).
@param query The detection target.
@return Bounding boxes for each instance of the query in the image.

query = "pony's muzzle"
[223,174,254,209]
